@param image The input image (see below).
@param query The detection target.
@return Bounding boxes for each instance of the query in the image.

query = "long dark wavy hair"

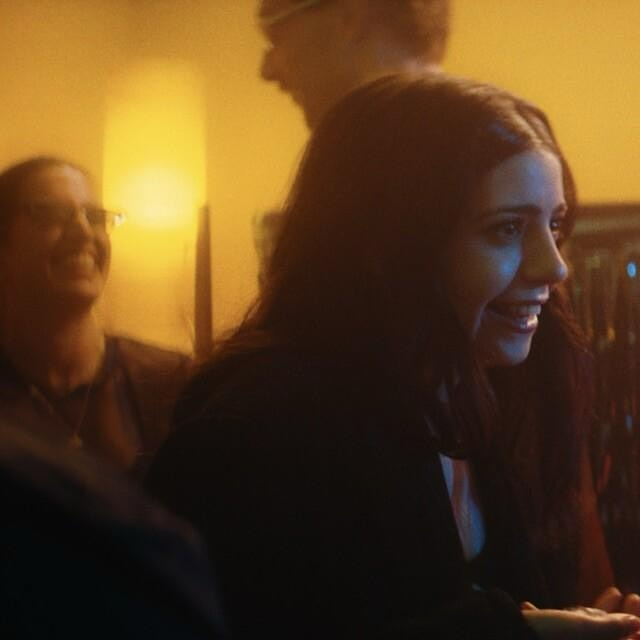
[191,73,592,594]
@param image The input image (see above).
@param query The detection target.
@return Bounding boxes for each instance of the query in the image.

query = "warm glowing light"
[111,166,200,227]
[103,59,206,229]
[101,59,207,352]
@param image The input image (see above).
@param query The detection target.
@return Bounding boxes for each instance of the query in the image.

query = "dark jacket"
[147,347,603,639]
[0,335,190,478]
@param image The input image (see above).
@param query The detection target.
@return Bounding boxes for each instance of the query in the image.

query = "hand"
[595,587,640,617]
[522,604,640,640]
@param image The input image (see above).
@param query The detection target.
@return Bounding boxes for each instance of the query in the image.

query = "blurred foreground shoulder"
[0,424,227,639]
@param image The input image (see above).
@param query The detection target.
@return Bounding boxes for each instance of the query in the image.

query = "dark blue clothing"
[0,425,227,639]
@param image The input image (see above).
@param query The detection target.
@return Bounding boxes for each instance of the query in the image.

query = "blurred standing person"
[258,0,450,129]
[0,156,189,479]
[254,1,450,281]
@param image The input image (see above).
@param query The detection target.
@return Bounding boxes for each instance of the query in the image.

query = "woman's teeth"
[491,303,542,329]
[495,303,541,318]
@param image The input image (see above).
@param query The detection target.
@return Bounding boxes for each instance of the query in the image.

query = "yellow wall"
[1,0,638,349]
[0,1,131,171]
[446,0,640,204]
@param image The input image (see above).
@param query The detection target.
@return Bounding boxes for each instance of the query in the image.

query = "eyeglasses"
[21,203,126,230]
[259,0,323,29]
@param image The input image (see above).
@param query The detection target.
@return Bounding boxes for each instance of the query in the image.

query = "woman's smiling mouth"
[487,301,543,333]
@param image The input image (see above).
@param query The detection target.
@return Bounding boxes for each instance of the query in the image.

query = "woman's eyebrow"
[477,202,568,217]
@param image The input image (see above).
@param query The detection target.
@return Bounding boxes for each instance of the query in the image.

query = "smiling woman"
[0,156,189,480]
[446,149,569,367]
[148,74,637,639]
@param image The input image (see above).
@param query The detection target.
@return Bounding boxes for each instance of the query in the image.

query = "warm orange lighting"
[103,59,206,229]
[101,59,207,352]
[110,166,200,228]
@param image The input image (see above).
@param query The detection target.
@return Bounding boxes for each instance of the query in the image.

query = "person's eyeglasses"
[259,0,323,29]
[21,203,126,230]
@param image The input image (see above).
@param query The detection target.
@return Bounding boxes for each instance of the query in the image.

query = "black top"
[148,347,553,640]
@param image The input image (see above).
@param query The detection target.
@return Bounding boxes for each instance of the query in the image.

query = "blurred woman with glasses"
[0,156,189,479]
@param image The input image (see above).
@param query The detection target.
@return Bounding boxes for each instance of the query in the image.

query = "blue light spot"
[626,414,634,434]
[627,261,637,278]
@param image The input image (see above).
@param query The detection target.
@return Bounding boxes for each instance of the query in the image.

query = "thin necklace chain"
[24,335,105,447]
[28,378,95,448]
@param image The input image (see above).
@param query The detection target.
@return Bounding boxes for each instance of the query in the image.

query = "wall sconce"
[101,59,207,352]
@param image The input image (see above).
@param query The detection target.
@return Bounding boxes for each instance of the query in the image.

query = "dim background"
[0,0,638,352]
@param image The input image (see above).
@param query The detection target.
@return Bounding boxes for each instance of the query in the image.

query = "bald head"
[258,0,450,128]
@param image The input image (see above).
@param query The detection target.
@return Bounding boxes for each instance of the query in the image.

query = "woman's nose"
[522,229,568,286]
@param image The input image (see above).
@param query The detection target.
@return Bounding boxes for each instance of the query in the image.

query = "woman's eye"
[550,218,566,243]
[488,219,523,240]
